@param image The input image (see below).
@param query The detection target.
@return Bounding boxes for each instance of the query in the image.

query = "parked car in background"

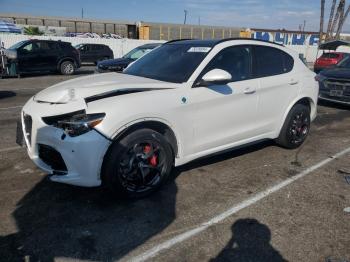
[20,39,318,198]
[314,52,349,73]
[75,43,113,64]
[8,39,80,75]
[315,56,350,105]
[97,43,161,72]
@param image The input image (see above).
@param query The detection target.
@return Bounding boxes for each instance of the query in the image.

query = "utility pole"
[329,0,345,40]
[336,4,350,39]
[302,20,306,32]
[320,0,325,42]
[198,16,201,26]
[81,8,84,19]
[326,0,337,40]
[184,10,188,24]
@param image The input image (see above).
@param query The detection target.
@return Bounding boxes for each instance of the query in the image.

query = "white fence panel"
[0,33,165,58]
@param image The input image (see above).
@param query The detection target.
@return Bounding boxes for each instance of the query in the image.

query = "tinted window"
[200,46,252,82]
[254,46,294,77]
[124,44,210,83]
[321,53,340,59]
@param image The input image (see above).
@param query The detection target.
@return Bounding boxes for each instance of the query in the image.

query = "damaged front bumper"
[20,98,112,187]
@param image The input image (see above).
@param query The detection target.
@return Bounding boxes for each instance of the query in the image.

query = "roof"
[139,43,162,48]
[165,38,283,47]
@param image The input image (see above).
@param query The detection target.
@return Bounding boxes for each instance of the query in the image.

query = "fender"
[111,117,184,159]
[277,96,317,137]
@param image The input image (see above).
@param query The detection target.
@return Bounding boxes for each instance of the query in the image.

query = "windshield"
[8,41,27,50]
[123,47,154,60]
[337,56,350,68]
[124,44,211,83]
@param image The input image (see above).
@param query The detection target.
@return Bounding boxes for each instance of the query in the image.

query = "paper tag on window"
[187,47,211,53]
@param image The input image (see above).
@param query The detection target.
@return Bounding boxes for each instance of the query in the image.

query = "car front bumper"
[21,100,112,187]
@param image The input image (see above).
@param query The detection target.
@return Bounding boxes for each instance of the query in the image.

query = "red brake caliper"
[144,145,158,167]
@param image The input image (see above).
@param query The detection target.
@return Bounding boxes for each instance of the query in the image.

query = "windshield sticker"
[187,47,211,53]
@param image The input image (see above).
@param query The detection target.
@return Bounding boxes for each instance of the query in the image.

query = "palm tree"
[23,26,44,36]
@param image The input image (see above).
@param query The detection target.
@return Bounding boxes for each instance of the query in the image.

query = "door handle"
[244,88,256,94]
[289,79,299,85]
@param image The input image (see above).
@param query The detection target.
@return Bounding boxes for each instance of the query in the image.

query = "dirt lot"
[0,70,349,262]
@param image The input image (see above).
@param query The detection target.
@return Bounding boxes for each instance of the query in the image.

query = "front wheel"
[102,129,174,198]
[275,104,311,149]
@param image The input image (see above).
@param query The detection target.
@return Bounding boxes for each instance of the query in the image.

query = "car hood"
[320,68,350,79]
[98,57,132,67]
[34,73,178,103]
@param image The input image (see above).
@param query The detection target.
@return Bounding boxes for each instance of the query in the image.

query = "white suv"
[21,39,318,198]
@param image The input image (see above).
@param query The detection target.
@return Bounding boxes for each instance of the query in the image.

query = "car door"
[253,45,299,134]
[37,41,58,70]
[17,42,42,72]
[190,45,260,154]
[78,45,89,62]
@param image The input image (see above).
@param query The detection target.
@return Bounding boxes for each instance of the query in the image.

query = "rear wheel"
[60,61,75,75]
[275,104,310,149]
[102,129,173,198]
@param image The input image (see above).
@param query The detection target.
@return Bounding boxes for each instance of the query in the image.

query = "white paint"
[130,146,350,262]
[0,146,21,153]
[22,40,318,187]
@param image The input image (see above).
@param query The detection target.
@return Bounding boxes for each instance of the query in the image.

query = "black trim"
[42,110,85,126]
[85,88,170,103]
[165,38,284,48]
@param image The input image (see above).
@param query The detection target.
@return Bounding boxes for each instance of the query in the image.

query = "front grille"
[23,114,32,146]
[38,144,68,172]
[323,79,350,97]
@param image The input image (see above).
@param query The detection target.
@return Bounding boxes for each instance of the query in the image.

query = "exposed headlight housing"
[42,110,105,137]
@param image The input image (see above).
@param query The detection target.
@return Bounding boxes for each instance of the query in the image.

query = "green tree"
[23,26,44,36]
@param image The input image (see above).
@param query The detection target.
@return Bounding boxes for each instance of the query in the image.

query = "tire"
[275,104,311,149]
[60,61,75,75]
[102,129,174,198]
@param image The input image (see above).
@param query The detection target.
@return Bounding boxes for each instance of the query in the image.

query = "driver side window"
[21,42,39,53]
[201,45,252,82]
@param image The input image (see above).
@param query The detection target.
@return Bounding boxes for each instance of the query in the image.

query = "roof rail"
[217,38,285,47]
[164,38,284,47]
[164,39,197,44]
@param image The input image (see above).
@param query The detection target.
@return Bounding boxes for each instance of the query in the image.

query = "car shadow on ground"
[210,218,287,262]
[0,140,274,261]
[0,91,16,100]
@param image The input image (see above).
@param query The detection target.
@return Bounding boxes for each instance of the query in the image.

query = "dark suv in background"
[75,44,113,64]
[8,39,81,75]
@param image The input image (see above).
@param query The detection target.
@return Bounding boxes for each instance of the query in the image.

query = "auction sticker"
[187,47,211,53]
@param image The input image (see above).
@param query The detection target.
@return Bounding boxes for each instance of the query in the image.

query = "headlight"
[43,111,105,137]
[315,74,326,82]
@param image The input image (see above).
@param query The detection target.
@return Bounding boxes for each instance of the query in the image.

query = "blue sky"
[1,0,349,32]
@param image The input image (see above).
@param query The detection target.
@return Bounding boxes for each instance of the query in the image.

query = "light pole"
[184,10,188,24]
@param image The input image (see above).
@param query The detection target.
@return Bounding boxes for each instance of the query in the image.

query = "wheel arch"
[109,119,180,159]
[57,57,77,71]
[278,96,316,135]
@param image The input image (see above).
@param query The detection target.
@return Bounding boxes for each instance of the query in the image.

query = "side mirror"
[200,69,232,86]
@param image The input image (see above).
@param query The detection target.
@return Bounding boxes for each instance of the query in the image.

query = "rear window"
[321,53,340,59]
[254,46,294,77]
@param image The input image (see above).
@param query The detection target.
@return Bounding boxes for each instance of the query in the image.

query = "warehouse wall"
[0,33,338,63]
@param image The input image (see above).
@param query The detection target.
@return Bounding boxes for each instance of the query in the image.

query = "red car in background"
[314,52,349,73]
